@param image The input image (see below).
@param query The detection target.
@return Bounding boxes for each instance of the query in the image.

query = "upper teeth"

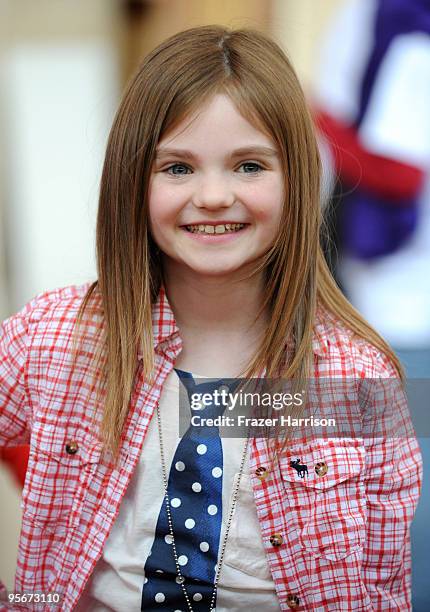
[186,223,245,234]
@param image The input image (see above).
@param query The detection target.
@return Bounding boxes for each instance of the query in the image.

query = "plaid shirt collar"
[138,284,329,360]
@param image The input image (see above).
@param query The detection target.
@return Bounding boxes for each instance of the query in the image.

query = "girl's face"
[149,93,285,280]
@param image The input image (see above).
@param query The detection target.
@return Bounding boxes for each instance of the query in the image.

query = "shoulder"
[0,282,101,396]
[314,306,398,379]
[4,282,102,333]
[1,281,102,353]
[16,281,99,323]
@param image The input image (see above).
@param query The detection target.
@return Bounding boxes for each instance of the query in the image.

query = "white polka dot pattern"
[177,555,188,566]
[142,369,230,609]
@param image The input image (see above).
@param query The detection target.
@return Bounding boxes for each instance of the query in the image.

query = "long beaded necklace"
[156,402,250,612]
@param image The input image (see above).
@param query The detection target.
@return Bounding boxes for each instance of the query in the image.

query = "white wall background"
[0,0,122,317]
[1,42,118,311]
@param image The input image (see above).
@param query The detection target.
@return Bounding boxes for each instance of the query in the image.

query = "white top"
[76,370,281,611]
[314,0,430,348]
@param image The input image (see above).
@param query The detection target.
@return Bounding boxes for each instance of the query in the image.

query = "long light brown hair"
[71,25,403,464]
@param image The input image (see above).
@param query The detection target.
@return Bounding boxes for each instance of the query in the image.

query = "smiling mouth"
[184,223,247,235]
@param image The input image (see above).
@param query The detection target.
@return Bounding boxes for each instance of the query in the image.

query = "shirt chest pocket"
[22,424,103,528]
[280,439,366,562]
[223,473,273,580]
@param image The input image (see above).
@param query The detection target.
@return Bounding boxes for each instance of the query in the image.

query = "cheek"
[250,181,285,224]
[148,183,178,232]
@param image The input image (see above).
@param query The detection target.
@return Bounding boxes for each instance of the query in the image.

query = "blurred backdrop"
[0,0,428,609]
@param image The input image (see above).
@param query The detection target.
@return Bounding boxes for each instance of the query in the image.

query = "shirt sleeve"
[360,350,423,610]
[0,303,33,448]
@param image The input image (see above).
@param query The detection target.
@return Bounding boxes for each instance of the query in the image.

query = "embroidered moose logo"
[290,458,308,478]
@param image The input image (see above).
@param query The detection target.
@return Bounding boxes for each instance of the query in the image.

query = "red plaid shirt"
[0,283,422,611]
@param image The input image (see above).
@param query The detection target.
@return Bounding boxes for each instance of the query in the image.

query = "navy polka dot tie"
[141,369,232,611]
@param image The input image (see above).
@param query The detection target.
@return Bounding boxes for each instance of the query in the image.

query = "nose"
[192,172,235,210]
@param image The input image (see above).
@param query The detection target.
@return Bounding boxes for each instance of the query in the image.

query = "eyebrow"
[154,146,279,160]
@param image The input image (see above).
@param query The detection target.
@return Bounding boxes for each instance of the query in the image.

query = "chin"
[185,262,245,278]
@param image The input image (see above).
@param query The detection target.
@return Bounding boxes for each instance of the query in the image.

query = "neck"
[162,260,268,334]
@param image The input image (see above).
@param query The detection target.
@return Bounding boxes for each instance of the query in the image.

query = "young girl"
[0,26,422,612]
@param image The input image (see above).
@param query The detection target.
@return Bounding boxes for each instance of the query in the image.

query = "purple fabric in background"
[341,0,430,259]
[341,191,418,259]
[357,0,430,126]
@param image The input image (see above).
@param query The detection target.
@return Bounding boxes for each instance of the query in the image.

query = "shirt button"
[315,461,328,477]
[286,594,300,609]
[218,384,230,394]
[255,466,269,480]
[65,440,79,455]
[269,533,283,547]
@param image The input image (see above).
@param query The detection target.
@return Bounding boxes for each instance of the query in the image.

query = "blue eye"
[162,161,263,175]
[165,164,192,175]
[239,162,263,173]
